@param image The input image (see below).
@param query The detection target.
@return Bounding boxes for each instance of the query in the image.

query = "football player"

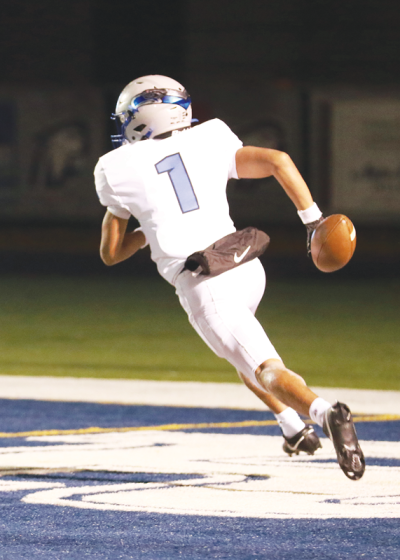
[95,75,365,479]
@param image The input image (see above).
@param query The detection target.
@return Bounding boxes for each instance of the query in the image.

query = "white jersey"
[95,119,243,285]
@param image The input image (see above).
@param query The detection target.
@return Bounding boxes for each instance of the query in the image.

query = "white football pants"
[175,258,281,389]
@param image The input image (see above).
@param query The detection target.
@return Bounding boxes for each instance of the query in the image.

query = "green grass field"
[1,275,399,390]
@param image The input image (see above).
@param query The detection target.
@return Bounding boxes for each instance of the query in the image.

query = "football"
[311,214,356,272]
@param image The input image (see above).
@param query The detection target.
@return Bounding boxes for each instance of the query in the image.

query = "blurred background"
[0,0,398,387]
[0,0,399,275]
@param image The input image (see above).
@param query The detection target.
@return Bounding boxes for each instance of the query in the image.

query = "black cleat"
[283,425,322,457]
[323,402,365,481]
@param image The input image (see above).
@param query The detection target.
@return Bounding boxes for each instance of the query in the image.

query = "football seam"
[316,217,350,269]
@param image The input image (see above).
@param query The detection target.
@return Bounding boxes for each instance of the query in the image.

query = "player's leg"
[256,359,365,480]
[177,260,296,424]
[256,359,319,416]
[175,260,321,455]
[237,369,286,412]
[237,369,321,456]
[232,261,320,454]
[177,264,364,478]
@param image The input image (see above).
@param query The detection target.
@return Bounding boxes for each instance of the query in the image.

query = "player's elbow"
[100,249,117,266]
[271,150,292,170]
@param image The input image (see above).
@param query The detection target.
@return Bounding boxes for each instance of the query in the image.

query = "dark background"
[3,0,400,86]
[0,0,399,276]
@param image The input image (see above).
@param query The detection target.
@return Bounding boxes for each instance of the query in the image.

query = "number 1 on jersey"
[155,153,199,213]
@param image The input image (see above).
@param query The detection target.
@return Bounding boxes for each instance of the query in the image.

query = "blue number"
[155,153,199,213]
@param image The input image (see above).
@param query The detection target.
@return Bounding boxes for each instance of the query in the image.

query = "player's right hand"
[305,216,324,257]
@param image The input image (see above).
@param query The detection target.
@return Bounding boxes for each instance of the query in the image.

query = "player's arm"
[235,146,315,211]
[235,146,324,253]
[100,210,147,266]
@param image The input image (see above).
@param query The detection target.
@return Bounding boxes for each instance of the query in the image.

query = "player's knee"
[255,359,286,393]
[255,359,305,393]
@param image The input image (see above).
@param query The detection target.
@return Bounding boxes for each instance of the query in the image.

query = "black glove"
[305,216,324,257]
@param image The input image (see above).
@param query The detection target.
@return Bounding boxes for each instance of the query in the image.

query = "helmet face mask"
[111,75,193,148]
[129,88,191,111]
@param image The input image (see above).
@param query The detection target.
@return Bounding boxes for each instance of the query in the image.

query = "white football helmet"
[111,75,193,148]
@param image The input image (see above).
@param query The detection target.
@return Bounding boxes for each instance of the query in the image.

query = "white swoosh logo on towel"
[234,245,251,263]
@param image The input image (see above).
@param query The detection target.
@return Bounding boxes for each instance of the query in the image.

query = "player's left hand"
[297,203,324,257]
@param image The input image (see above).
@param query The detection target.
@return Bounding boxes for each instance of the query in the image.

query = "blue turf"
[0,398,398,441]
[0,399,399,559]
[0,398,274,432]
[0,495,399,560]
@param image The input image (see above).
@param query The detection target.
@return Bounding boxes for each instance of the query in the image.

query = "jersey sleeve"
[94,160,131,219]
[214,119,243,180]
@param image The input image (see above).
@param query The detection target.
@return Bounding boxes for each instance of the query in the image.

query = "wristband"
[297,203,322,225]
[134,227,148,248]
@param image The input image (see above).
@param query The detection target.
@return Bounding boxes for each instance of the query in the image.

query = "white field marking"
[350,226,356,241]
[0,376,398,414]
[0,430,399,518]
[0,481,65,492]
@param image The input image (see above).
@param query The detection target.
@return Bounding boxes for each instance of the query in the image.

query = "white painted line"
[0,375,398,415]
[3,431,400,519]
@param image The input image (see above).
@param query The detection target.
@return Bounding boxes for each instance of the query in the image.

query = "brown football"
[311,214,356,272]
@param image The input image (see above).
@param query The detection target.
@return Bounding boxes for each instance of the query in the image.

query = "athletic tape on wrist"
[297,203,322,224]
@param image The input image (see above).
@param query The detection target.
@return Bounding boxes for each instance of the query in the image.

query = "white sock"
[309,397,332,428]
[275,407,306,439]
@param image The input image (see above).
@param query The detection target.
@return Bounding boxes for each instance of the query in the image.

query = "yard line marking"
[0,414,398,439]
[352,414,400,422]
[0,420,278,439]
